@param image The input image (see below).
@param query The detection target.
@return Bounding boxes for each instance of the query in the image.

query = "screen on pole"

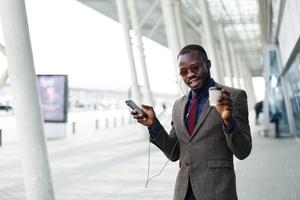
[37,75,68,122]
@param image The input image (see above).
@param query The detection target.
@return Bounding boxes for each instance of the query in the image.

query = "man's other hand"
[216,88,233,127]
[131,104,157,127]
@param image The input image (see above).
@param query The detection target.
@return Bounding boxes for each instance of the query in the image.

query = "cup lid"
[209,86,222,90]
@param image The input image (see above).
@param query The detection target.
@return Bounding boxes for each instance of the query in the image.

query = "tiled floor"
[1,115,300,199]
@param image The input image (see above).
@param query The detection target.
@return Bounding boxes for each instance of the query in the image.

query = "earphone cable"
[145,135,179,188]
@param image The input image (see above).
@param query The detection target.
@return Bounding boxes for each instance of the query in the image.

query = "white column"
[229,43,240,88]
[0,1,55,200]
[127,0,154,106]
[218,24,233,87]
[197,0,220,82]
[237,54,246,90]
[0,68,9,87]
[236,55,245,89]
[240,61,256,109]
[174,0,187,47]
[116,0,141,104]
[161,0,188,95]
[216,47,226,84]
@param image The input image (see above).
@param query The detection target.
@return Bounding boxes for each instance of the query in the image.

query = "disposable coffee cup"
[209,87,222,106]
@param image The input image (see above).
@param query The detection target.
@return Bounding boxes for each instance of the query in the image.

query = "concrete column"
[161,0,188,95]
[116,0,142,104]
[237,54,246,90]
[197,0,220,82]
[240,61,256,109]
[236,55,245,89]
[174,0,187,47]
[0,0,55,200]
[127,0,154,106]
[218,24,233,87]
[229,43,240,88]
[216,47,226,84]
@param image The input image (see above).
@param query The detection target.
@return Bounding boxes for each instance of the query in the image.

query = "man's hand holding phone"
[125,100,157,127]
[132,105,158,127]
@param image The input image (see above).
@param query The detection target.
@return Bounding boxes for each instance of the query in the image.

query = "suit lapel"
[179,94,190,138]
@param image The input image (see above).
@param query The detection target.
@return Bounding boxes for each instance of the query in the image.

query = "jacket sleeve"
[224,89,252,160]
[150,101,180,162]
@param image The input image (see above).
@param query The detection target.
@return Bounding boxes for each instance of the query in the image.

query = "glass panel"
[267,50,290,135]
[286,51,300,134]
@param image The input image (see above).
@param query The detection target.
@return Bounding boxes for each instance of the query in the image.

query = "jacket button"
[185,162,189,166]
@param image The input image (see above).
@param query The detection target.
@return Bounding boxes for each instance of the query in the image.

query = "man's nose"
[186,69,195,78]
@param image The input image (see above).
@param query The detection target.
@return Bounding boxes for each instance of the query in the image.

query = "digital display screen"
[37,75,68,122]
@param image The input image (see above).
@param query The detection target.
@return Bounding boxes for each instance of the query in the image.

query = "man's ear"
[206,59,211,69]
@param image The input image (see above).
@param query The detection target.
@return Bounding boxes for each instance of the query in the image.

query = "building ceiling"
[77,0,264,76]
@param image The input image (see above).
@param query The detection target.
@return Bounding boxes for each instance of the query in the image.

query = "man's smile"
[188,77,202,87]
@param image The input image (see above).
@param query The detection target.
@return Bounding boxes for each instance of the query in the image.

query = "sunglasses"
[179,61,206,77]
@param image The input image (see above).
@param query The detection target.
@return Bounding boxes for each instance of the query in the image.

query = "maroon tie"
[188,95,200,136]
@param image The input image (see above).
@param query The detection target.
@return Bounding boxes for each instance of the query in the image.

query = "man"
[132,44,252,200]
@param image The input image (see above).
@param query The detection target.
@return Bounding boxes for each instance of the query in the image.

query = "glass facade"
[267,50,290,135]
[286,51,300,135]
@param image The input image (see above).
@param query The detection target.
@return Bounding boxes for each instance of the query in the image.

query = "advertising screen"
[37,75,68,122]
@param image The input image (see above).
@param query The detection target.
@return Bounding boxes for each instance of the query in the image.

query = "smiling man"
[132,44,252,200]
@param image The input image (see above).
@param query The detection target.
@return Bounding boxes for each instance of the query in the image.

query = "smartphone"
[125,100,148,117]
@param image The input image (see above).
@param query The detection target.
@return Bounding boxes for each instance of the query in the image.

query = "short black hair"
[177,44,208,60]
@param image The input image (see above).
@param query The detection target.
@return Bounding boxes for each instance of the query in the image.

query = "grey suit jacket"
[151,83,252,200]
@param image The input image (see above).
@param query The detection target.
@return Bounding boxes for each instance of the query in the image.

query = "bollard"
[95,119,99,130]
[105,118,109,129]
[72,122,76,134]
[121,115,125,126]
[113,117,117,128]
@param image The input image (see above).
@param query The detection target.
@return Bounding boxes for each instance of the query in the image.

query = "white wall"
[278,0,300,67]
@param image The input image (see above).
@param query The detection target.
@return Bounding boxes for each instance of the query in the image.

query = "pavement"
[0,110,300,200]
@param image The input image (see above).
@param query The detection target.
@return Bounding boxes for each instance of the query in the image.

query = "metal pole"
[138,0,160,29]
[147,16,163,38]
[174,0,187,47]
[218,24,233,87]
[116,0,142,104]
[128,0,154,106]
[161,0,188,95]
[0,0,55,199]
[197,0,221,82]
[229,43,240,88]
[239,58,256,109]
